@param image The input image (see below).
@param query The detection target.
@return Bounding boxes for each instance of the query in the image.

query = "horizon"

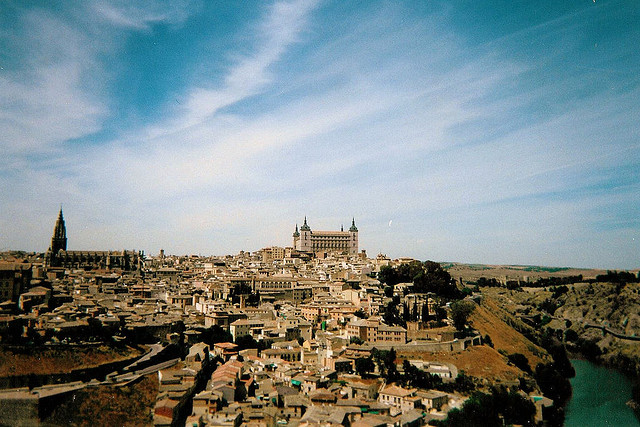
[1,1,639,270]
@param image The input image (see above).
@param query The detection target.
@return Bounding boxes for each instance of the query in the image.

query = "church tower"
[50,208,67,254]
[45,208,67,267]
[349,218,358,255]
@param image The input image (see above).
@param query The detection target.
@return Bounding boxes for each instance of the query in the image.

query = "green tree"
[350,336,364,345]
[450,300,476,332]
[355,357,375,378]
[200,325,233,346]
[507,353,532,374]
[353,309,368,319]
[383,286,393,298]
[235,334,259,350]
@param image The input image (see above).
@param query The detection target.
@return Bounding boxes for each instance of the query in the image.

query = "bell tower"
[348,218,358,255]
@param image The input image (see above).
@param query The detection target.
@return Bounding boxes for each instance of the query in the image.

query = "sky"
[1,0,639,269]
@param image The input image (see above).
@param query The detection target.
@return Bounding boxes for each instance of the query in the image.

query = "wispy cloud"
[0,1,638,268]
[160,0,321,132]
[90,0,197,30]
[0,9,106,153]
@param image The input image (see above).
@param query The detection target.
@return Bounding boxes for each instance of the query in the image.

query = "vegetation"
[399,360,443,390]
[378,261,460,299]
[507,352,532,374]
[0,345,143,377]
[382,295,405,327]
[433,386,536,427]
[450,300,476,332]
[371,348,399,382]
[355,356,375,378]
[353,309,368,319]
[595,270,640,284]
[200,325,233,345]
[350,336,364,345]
[45,372,158,426]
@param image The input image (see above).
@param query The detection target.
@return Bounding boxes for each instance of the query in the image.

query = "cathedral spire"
[51,207,67,254]
[349,217,358,232]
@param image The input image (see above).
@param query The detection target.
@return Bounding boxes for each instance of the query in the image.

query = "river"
[565,359,639,426]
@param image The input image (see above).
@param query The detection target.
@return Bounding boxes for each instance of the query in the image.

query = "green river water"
[565,359,639,426]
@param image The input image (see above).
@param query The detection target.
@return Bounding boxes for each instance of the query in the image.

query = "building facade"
[292,217,358,255]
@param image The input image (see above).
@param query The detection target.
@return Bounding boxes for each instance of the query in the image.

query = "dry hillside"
[43,372,158,426]
[469,298,549,370]
[0,345,143,377]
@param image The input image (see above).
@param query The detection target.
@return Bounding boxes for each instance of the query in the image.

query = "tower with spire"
[349,218,358,255]
[45,207,67,267]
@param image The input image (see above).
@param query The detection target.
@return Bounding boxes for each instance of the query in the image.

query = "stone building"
[292,217,358,255]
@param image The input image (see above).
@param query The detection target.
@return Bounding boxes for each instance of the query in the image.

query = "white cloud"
[90,0,197,30]
[1,1,638,269]
[0,10,107,153]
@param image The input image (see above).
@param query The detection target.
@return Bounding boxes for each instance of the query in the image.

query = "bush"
[433,386,536,427]
[507,353,532,374]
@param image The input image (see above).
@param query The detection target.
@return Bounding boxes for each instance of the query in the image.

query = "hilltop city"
[0,209,638,426]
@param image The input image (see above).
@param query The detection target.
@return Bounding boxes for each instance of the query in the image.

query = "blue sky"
[1,0,638,269]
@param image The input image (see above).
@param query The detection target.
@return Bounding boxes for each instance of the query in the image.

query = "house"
[416,390,448,411]
[213,342,239,361]
[378,384,420,414]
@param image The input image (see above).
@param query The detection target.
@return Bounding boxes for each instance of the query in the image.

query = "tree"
[350,336,364,345]
[534,362,572,405]
[450,300,476,332]
[383,296,405,327]
[355,357,375,378]
[507,353,532,374]
[436,387,536,427]
[201,325,233,346]
[378,265,400,287]
[384,348,399,382]
[353,309,368,319]
[235,334,259,350]
[413,261,459,298]
[379,261,460,299]
[401,360,443,390]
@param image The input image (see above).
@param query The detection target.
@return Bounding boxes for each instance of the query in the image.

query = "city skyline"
[1,1,639,269]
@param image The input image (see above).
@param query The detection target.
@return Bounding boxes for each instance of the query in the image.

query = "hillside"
[0,345,143,377]
[399,296,550,386]
[469,298,549,370]
[444,263,607,284]
[483,281,640,377]
[43,373,158,426]
[399,345,525,384]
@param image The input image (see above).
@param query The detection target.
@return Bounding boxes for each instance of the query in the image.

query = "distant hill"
[444,262,610,284]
